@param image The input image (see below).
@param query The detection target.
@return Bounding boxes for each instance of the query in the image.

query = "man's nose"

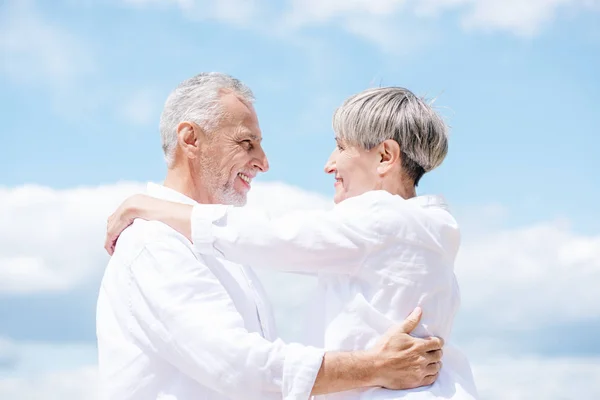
[253,146,269,172]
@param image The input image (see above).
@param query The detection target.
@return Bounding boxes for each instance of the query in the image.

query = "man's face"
[198,93,269,206]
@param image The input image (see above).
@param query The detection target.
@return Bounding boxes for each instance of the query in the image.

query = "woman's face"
[324,137,382,204]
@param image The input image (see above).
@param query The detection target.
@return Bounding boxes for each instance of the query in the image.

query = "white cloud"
[0,181,330,294]
[282,0,404,31]
[456,220,600,330]
[0,256,69,293]
[0,339,98,399]
[0,1,163,126]
[118,88,163,127]
[1,181,599,396]
[121,0,261,26]
[0,0,110,121]
[0,337,19,369]
[473,356,600,399]
[1,181,599,329]
[284,0,600,38]
[0,183,144,294]
[337,16,429,55]
[1,344,599,399]
[0,365,98,400]
[113,0,600,52]
[417,0,600,36]
[0,0,95,87]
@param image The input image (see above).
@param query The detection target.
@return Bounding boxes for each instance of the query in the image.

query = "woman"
[106,87,478,399]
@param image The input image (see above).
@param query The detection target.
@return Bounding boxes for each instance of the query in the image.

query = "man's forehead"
[236,128,263,142]
[220,91,253,112]
[219,93,258,121]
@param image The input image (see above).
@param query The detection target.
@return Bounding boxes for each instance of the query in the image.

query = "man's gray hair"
[332,87,448,186]
[160,72,255,166]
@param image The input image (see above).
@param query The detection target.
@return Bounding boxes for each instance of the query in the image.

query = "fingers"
[107,241,115,256]
[420,336,444,352]
[421,357,443,387]
[104,233,116,256]
[104,233,112,255]
[426,360,442,375]
[425,349,443,363]
[399,307,422,333]
[104,214,121,256]
[421,371,439,387]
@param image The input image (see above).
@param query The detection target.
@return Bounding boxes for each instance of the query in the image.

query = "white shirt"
[190,190,479,400]
[96,183,324,400]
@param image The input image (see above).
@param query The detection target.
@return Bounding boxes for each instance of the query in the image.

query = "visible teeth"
[238,173,251,184]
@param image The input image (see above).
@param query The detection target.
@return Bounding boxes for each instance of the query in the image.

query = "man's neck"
[163,167,213,204]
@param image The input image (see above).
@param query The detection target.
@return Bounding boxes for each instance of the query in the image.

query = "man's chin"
[231,197,247,207]
[219,190,248,206]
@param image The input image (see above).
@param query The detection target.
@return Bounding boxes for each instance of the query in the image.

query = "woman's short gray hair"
[160,72,255,167]
[332,87,448,186]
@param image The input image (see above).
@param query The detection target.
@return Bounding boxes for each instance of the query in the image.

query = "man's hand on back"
[367,307,443,390]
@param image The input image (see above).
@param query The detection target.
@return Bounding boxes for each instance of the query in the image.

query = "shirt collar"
[407,194,450,211]
[146,182,198,206]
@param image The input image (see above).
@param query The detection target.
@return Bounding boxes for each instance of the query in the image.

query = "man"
[96,72,443,399]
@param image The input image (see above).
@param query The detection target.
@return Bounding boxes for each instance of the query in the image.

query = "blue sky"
[3,0,599,230]
[1,0,599,399]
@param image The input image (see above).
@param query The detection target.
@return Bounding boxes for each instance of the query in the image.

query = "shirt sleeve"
[126,230,324,400]
[190,192,389,275]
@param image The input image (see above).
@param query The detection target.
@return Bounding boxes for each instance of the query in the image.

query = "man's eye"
[336,143,344,151]
[241,140,253,150]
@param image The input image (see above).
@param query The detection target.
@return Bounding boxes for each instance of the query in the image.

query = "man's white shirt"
[96,183,324,400]
[189,190,479,399]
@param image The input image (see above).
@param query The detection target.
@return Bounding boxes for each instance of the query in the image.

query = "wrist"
[355,349,383,388]
[124,195,145,221]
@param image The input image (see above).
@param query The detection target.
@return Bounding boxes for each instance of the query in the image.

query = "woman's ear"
[377,139,401,175]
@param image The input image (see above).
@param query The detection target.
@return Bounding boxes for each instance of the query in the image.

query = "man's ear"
[376,139,401,175]
[176,121,203,160]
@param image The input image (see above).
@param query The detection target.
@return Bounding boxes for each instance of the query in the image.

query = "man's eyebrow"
[239,133,262,142]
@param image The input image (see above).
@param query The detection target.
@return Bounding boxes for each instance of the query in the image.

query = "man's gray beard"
[200,170,247,206]
[199,155,248,206]
[216,183,247,207]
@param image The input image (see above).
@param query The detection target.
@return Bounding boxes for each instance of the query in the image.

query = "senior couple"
[97,72,478,399]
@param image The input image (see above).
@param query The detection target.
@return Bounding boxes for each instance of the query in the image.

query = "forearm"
[131,198,193,241]
[119,193,378,274]
[190,204,375,274]
[311,351,379,396]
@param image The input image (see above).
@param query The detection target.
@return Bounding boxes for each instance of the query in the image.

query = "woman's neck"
[381,176,417,199]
